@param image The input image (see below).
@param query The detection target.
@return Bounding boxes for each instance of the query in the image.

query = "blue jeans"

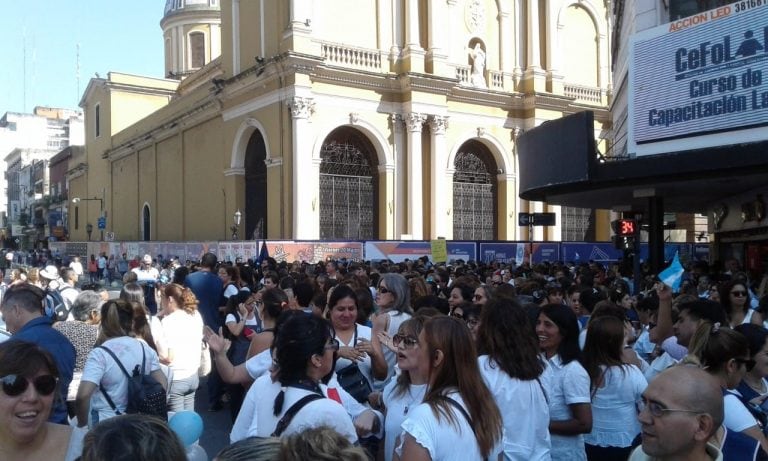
[168,374,199,412]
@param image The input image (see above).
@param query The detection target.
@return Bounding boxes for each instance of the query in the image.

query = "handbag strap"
[271,393,324,437]
[444,396,488,461]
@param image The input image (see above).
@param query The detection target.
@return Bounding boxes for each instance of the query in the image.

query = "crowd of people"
[1,251,768,460]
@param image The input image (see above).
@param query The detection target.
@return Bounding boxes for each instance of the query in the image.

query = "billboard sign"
[629,4,768,156]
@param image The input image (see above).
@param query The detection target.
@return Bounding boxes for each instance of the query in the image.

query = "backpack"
[44,288,71,322]
[97,344,168,420]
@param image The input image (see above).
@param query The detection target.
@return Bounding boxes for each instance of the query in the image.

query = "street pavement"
[195,376,234,459]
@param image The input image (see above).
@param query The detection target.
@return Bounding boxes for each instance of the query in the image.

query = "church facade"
[69,0,612,243]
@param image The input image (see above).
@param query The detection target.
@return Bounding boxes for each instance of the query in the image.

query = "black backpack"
[44,287,71,322]
[97,344,168,420]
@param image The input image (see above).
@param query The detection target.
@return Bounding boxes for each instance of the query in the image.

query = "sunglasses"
[392,334,419,349]
[735,357,756,372]
[730,291,747,297]
[377,286,390,294]
[1,374,57,397]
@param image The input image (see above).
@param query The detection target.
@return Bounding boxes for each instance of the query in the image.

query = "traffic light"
[611,219,637,250]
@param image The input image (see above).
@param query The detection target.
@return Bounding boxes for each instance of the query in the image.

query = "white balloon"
[186,443,208,461]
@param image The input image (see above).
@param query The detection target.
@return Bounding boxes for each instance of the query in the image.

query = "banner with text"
[630,3,768,155]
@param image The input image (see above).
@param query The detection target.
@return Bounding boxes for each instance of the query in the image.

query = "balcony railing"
[564,83,604,104]
[456,65,471,85]
[489,71,504,90]
[321,42,382,72]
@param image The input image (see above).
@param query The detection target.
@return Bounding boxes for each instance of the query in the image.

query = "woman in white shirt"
[372,273,413,387]
[248,313,358,442]
[476,298,552,460]
[581,315,647,461]
[537,304,593,461]
[76,299,167,427]
[396,316,502,461]
[377,316,430,461]
[330,285,387,401]
[160,283,204,412]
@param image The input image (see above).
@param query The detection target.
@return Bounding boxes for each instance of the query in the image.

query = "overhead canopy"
[518,111,768,213]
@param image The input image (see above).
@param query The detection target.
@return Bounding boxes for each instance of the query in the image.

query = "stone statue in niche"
[468,43,487,88]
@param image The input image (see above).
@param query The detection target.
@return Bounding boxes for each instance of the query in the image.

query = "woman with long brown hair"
[76,299,167,427]
[477,297,552,460]
[160,283,203,412]
[581,315,646,460]
[395,316,502,461]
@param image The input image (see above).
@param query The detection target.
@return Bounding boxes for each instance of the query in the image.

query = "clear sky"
[0,0,165,115]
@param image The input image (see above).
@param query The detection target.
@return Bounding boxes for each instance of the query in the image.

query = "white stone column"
[498,8,514,90]
[288,97,317,239]
[404,0,425,72]
[426,0,448,75]
[390,114,406,238]
[405,113,425,240]
[232,0,241,74]
[524,0,547,91]
[428,115,449,239]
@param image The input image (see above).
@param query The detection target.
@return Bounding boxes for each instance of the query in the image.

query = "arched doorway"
[319,127,378,240]
[244,130,268,240]
[142,204,151,241]
[453,141,497,239]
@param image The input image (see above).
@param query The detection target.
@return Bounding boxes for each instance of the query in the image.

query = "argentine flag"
[658,252,684,293]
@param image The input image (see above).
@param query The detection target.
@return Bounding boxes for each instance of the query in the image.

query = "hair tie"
[281,301,288,308]
[711,322,721,334]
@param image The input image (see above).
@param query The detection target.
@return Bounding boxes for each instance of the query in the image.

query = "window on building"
[95,104,101,138]
[189,32,205,69]
[453,141,497,240]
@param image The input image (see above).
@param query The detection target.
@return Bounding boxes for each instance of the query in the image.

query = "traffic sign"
[519,212,556,226]
[518,213,532,226]
[97,217,106,230]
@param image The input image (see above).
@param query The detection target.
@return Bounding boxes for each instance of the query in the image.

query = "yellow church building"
[68,0,612,244]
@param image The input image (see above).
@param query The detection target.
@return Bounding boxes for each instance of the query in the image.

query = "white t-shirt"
[132,267,159,282]
[244,374,358,443]
[397,391,502,461]
[225,313,260,327]
[644,352,679,382]
[376,310,412,389]
[584,365,647,448]
[724,390,759,432]
[245,348,273,379]
[541,354,590,461]
[335,324,374,388]
[161,309,203,379]
[81,336,161,425]
[231,374,381,443]
[478,355,551,460]
[69,261,84,276]
[382,380,427,461]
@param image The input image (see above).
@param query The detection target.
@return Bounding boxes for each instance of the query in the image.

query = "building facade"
[73,0,613,243]
[1,108,83,247]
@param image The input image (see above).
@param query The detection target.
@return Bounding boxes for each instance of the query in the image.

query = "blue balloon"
[169,411,204,447]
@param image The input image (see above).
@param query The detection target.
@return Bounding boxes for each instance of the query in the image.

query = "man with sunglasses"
[0,283,75,424]
[630,365,724,460]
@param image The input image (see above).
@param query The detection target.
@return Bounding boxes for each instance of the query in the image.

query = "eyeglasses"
[735,357,756,372]
[392,334,419,349]
[1,374,57,397]
[377,286,390,294]
[638,399,701,418]
[730,291,748,297]
[324,339,340,352]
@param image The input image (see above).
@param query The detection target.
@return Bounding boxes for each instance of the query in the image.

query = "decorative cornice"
[288,97,315,119]
[428,115,449,135]
[224,168,245,176]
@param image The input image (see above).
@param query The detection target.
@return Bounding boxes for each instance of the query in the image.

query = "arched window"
[142,204,151,241]
[453,141,497,239]
[319,127,378,240]
[244,130,267,240]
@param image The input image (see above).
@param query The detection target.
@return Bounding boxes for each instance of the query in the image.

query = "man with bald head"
[630,365,724,460]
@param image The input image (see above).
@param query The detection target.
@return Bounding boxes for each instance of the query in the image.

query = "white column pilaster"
[428,115,449,239]
[524,0,547,91]
[288,97,316,239]
[232,0,241,74]
[405,113,426,240]
[390,114,406,238]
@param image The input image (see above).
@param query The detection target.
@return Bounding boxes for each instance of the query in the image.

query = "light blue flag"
[658,252,684,293]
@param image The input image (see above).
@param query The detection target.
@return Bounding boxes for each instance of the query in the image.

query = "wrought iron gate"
[453,147,496,240]
[319,139,376,240]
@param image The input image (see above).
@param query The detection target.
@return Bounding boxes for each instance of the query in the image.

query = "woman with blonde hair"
[26,267,42,287]
[396,316,503,460]
[160,283,204,411]
[76,299,167,427]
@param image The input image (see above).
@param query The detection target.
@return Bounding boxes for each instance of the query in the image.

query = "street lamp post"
[231,209,242,240]
[72,197,104,241]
